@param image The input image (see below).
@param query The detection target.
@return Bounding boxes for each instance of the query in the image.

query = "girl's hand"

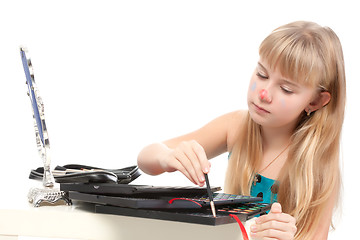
[250,203,297,240]
[160,140,210,186]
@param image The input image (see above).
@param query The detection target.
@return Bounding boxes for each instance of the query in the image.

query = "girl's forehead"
[258,56,318,88]
[257,59,292,80]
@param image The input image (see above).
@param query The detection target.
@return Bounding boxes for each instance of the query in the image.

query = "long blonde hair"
[225,21,346,239]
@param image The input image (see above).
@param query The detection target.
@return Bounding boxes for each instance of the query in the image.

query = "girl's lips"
[253,103,270,113]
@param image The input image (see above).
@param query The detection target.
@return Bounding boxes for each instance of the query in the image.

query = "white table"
[0,182,253,240]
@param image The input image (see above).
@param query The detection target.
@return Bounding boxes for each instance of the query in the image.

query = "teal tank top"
[228,153,278,204]
[250,174,278,204]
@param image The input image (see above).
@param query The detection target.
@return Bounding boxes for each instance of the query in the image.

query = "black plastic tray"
[95,202,271,226]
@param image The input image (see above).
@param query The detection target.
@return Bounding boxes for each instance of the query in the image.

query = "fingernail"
[203,168,209,174]
[250,225,257,232]
[271,202,282,213]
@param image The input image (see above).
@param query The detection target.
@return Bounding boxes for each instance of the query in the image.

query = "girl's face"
[247,59,317,130]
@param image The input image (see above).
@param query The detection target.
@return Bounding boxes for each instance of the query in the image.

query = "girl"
[137,21,346,240]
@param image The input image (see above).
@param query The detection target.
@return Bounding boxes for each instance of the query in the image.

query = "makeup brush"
[204,173,216,217]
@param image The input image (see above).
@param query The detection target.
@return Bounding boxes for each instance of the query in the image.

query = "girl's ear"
[307,91,331,113]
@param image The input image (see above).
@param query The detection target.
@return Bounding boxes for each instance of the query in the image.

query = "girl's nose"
[259,89,272,103]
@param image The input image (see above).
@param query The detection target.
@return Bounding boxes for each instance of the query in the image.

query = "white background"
[1,0,358,239]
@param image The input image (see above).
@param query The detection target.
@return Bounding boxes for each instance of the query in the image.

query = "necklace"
[253,142,291,186]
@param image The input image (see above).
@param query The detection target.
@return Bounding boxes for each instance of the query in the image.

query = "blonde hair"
[225,21,346,239]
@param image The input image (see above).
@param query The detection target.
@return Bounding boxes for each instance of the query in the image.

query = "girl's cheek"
[280,99,286,107]
[251,81,257,92]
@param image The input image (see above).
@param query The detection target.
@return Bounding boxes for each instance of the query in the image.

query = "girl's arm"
[137,111,244,186]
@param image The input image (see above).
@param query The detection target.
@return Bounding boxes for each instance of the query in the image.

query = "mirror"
[20,47,71,207]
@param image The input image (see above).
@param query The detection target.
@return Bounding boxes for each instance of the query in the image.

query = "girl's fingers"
[251,221,296,240]
[191,140,211,173]
[177,141,210,186]
[251,220,297,234]
[172,148,200,185]
[163,140,210,186]
[256,204,295,225]
[251,203,297,240]
[176,165,198,185]
[270,202,282,213]
[251,228,295,240]
[181,141,205,184]
[256,212,296,225]
[167,154,198,185]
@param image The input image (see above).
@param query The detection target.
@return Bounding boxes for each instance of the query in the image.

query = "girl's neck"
[259,126,293,180]
[261,125,293,149]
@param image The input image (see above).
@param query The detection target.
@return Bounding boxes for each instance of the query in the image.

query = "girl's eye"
[281,86,294,94]
[256,72,268,79]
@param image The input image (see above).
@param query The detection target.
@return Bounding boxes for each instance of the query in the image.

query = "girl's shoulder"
[225,110,248,128]
[228,110,248,121]
[226,110,248,152]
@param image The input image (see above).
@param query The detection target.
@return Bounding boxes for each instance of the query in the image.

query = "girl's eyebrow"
[280,79,300,88]
[257,61,301,89]
[257,62,268,73]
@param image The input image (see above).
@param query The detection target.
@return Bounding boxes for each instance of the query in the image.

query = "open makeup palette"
[61,182,271,225]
